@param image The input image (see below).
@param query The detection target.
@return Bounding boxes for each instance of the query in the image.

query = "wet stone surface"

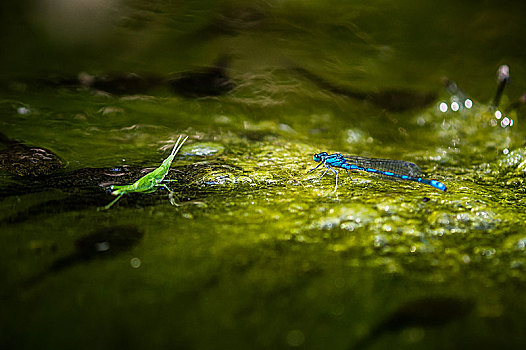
[0,133,64,177]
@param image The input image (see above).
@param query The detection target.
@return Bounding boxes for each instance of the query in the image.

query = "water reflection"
[351,296,474,350]
[437,65,515,130]
[22,225,144,289]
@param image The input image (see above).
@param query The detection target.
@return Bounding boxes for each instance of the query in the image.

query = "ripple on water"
[181,142,225,157]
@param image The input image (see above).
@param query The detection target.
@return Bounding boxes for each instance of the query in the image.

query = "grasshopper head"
[109,185,125,196]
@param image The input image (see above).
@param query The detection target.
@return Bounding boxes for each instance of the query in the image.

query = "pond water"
[1,1,526,349]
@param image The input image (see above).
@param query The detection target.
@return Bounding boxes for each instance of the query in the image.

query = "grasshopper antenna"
[171,135,188,156]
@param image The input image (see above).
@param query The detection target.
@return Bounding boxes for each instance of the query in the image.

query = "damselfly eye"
[313,152,328,162]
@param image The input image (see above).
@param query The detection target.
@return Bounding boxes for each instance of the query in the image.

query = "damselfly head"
[313,152,328,162]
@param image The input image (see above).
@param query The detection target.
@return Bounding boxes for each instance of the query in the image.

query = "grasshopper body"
[100,135,188,210]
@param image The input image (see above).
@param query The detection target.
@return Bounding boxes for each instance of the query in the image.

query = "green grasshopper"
[100,135,188,210]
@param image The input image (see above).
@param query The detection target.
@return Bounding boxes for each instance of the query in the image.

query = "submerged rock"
[293,67,437,112]
[168,56,234,97]
[34,56,235,97]
[22,225,144,289]
[55,225,144,265]
[351,296,474,349]
[0,132,64,176]
[0,162,247,222]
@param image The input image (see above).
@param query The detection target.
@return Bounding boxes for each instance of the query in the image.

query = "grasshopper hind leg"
[99,193,124,211]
